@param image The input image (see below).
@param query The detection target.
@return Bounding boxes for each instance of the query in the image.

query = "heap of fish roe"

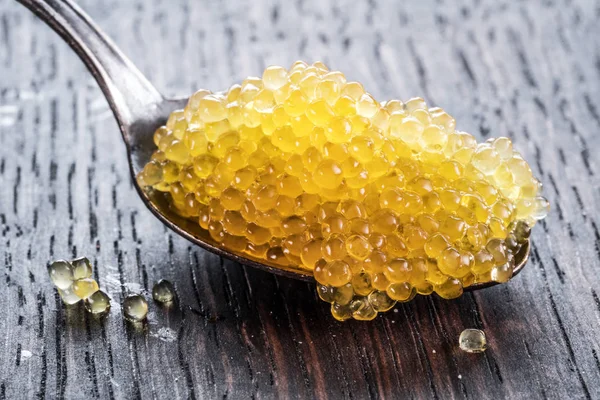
[137,61,549,321]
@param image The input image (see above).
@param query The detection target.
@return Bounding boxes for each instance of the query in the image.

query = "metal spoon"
[16,0,530,288]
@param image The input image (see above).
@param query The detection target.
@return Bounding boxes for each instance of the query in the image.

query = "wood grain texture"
[1,0,599,398]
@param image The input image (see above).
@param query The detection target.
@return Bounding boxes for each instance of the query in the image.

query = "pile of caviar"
[47,258,175,321]
[137,61,549,321]
[47,257,111,315]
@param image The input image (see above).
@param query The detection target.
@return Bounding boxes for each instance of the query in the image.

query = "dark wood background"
[1,0,599,398]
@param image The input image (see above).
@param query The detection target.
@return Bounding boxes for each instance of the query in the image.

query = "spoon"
[17,0,530,288]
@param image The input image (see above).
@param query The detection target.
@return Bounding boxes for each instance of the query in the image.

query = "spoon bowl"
[17,0,530,287]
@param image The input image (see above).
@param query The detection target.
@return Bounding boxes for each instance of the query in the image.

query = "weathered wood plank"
[0,0,599,398]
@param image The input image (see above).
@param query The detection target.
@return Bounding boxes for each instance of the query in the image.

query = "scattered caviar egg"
[47,260,74,290]
[84,290,111,315]
[123,295,149,322]
[71,257,93,280]
[58,287,82,305]
[72,278,99,299]
[137,61,549,321]
[152,279,175,303]
[459,329,487,353]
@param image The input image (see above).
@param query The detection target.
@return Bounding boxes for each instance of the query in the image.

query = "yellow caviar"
[137,61,549,321]
[47,257,109,312]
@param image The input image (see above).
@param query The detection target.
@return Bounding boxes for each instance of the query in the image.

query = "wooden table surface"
[1,0,599,398]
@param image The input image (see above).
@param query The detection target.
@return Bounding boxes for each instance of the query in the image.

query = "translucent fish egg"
[459,329,487,353]
[47,260,74,290]
[72,278,99,300]
[58,287,81,305]
[72,257,93,280]
[123,295,149,322]
[84,290,111,315]
[152,280,175,303]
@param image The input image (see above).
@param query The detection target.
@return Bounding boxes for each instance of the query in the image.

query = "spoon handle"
[17,0,164,133]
